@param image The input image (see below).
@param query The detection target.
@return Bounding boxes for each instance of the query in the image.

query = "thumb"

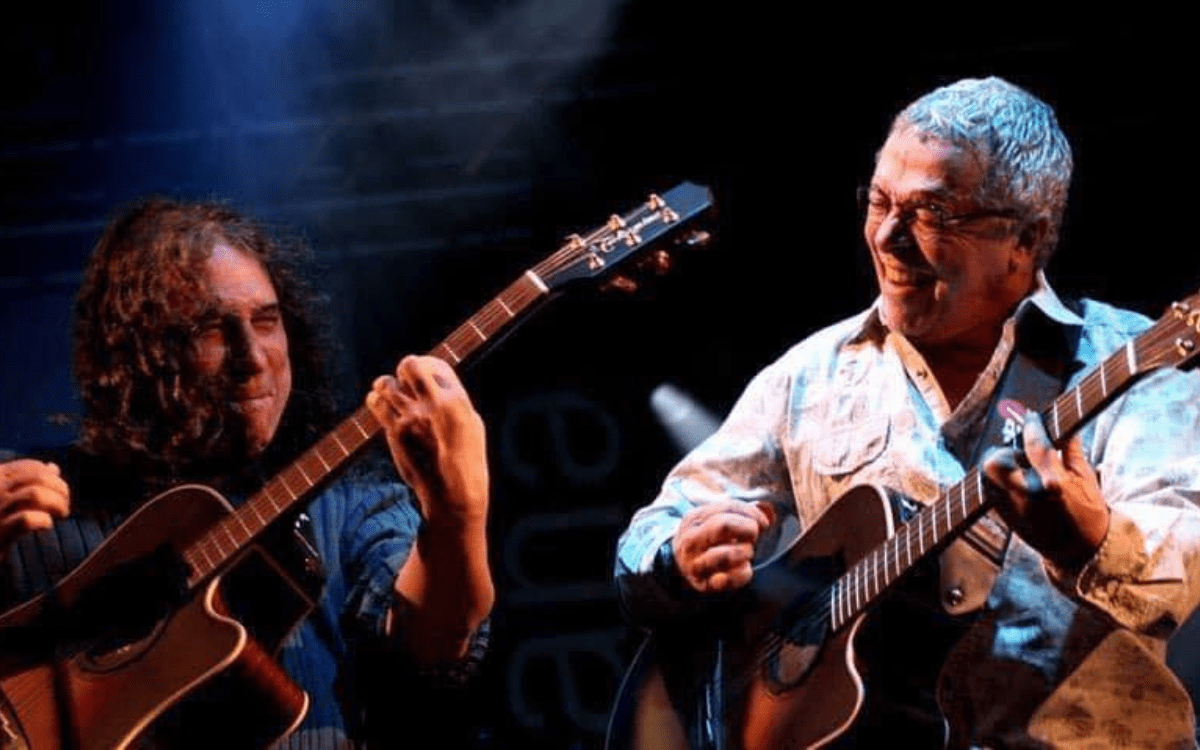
[754,501,777,530]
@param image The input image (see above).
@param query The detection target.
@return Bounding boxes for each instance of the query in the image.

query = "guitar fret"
[917,509,925,554]
[869,552,879,600]
[195,545,214,574]
[860,562,868,609]
[247,499,267,526]
[211,528,231,558]
[849,568,859,613]
[868,555,876,602]
[467,319,487,341]
[312,446,332,472]
[231,510,252,539]
[279,471,300,500]
[1099,359,1108,397]
[224,518,246,548]
[264,481,286,511]
[1074,385,1083,423]
[350,413,372,441]
[186,549,206,578]
[303,452,324,481]
[862,560,871,607]
[330,430,349,456]
[295,462,313,487]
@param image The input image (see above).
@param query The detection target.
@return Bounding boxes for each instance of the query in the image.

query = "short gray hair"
[891,76,1073,267]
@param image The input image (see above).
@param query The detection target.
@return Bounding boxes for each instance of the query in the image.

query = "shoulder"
[756,308,877,385]
[1074,297,1154,343]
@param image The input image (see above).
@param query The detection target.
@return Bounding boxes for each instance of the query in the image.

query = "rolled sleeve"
[614,362,796,624]
[1069,368,1200,637]
[328,480,422,638]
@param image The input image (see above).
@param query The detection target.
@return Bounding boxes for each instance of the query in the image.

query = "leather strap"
[938,321,1074,614]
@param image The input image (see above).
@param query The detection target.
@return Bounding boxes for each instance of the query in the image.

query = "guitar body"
[608,484,898,750]
[0,485,309,750]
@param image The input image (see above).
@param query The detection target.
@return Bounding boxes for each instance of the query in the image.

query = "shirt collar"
[849,270,1083,348]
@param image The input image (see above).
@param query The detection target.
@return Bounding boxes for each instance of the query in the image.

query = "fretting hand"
[983,412,1109,569]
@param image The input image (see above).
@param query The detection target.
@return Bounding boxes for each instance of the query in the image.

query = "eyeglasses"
[857,186,1021,236]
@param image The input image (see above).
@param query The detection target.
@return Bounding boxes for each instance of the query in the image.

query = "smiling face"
[192,242,293,455]
[864,128,1037,349]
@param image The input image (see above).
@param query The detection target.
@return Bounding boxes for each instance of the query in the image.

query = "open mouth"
[880,263,936,288]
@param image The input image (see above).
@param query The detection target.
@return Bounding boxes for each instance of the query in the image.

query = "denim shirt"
[615,274,1200,748]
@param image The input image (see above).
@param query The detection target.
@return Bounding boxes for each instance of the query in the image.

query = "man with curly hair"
[615,77,1200,747]
[0,198,493,748]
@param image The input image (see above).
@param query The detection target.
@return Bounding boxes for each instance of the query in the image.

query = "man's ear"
[1016,217,1050,261]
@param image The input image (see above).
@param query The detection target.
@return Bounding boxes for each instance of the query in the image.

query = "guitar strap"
[937,306,1079,616]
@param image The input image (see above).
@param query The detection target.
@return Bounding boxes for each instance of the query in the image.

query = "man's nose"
[871,210,914,255]
[226,319,266,380]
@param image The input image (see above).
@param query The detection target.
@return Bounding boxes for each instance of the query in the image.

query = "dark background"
[2,5,1196,748]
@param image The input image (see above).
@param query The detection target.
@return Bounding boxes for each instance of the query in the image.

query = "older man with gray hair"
[613,77,1200,748]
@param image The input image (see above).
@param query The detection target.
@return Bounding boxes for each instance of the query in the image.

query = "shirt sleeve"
[613,360,798,625]
[326,476,421,640]
[334,475,489,687]
[1066,367,1200,637]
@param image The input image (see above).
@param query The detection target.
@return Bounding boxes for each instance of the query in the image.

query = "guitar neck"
[181,271,552,586]
[829,333,1165,631]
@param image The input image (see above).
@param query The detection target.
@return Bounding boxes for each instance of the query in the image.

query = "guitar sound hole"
[765,642,821,693]
[78,615,169,673]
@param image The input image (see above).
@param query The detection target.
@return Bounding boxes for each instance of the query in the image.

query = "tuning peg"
[676,229,712,249]
[600,274,639,295]
[643,249,672,277]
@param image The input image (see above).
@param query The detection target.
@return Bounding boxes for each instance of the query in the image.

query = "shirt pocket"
[812,413,890,477]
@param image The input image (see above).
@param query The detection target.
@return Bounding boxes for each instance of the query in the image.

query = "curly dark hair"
[73,197,341,494]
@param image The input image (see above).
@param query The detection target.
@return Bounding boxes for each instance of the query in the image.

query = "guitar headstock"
[1138,290,1200,372]
[533,182,714,292]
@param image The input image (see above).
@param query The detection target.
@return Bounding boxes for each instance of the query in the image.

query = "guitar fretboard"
[828,312,1189,631]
